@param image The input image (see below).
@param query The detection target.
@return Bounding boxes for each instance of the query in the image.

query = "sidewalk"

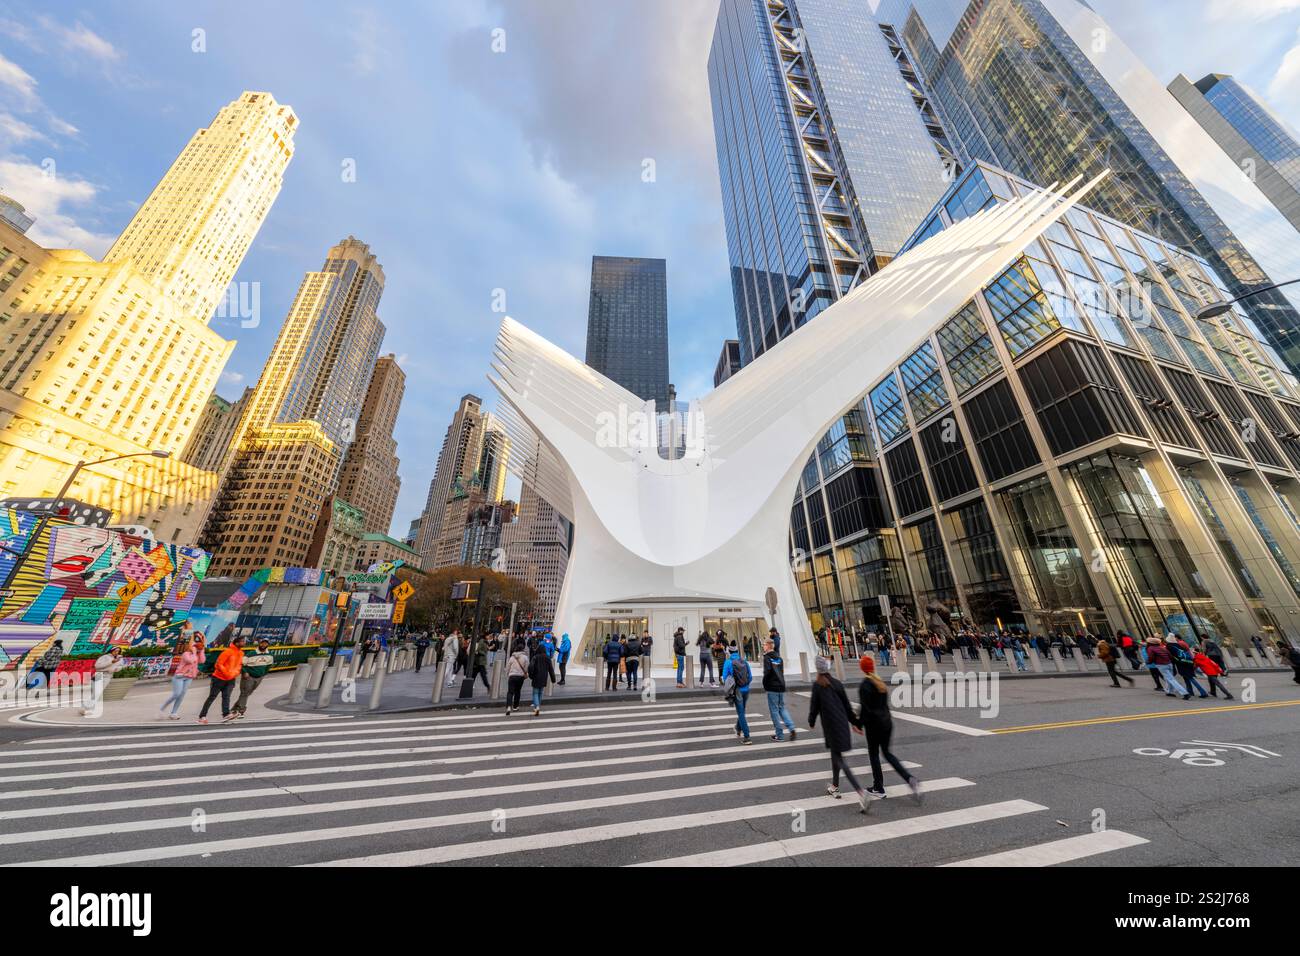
[270,648,1289,715]
[7,670,339,728]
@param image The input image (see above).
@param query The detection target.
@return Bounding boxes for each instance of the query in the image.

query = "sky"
[1,0,1299,539]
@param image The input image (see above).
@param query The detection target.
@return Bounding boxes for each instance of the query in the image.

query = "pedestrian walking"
[159,636,205,719]
[471,634,491,690]
[414,633,431,672]
[1142,638,1165,691]
[1119,631,1141,670]
[232,638,275,718]
[1192,648,1233,699]
[807,657,868,812]
[505,638,529,714]
[1170,639,1209,699]
[762,637,796,741]
[721,644,753,744]
[556,632,571,684]
[528,638,556,715]
[603,633,623,691]
[198,636,246,724]
[673,628,687,687]
[857,656,922,801]
[1199,635,1227,676]
[1281,641,1300,684]
[446,632,466,686]
[696,631,715,686]
[710,632,727,685]
[626,632,643,690]
[1146,636,1190,699]
[1096,637,1133,687]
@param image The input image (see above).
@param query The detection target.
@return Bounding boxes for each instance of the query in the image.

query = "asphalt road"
[0,669,1294,866]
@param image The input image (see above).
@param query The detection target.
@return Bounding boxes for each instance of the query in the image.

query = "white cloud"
[0,112,45,144]
[1207,0,1300,20]
[1269,27,1300,115]
[0,158,114,255]
[219,370,245,387]
[55,22,122,62]
[0,52,38,108]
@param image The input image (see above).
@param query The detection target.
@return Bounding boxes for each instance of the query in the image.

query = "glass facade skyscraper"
[797,162,1300,649]
[1169,73,1300,234]
[584,256,670,410]
[708,0,956,366]
[876,0,1300,377]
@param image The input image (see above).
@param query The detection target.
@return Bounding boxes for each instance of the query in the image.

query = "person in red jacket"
[1192,649,1233,699]
[198,636,245,724]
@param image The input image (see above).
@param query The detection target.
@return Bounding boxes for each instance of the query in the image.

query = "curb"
[268,665,1292,716]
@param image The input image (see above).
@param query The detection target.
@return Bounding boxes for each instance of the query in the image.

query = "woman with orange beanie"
[858,655,922,801]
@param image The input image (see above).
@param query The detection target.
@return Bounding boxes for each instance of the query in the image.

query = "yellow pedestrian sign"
[392,581,415,602]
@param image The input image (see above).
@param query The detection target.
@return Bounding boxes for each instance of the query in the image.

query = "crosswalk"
[0,697,1148,866]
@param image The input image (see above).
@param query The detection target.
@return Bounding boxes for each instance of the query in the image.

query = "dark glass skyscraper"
[584,256,670,409]
[708,0,957,365]
[1169,73,1300,234]
[875,0,1300,375]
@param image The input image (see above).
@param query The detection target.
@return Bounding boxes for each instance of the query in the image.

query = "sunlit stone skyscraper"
[104,91,297,324]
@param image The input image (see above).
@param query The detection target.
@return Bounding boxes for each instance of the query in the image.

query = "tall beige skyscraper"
[104,91,297,324]
[335,354,405,535]
[415,395,487,568]
[200,238,387,574]
[500,466,572,627]
[0,92,294,543]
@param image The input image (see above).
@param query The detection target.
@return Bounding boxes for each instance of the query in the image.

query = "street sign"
[392,580,415,602]
[392,603,406,624]
[357,603,393,620]
[764,587,778,615]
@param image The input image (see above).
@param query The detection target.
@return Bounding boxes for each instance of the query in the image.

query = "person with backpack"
[1117,632,1141,669]
[721,643,753,745]
[527,639,556,715]
[603,634,623,691]
[696,631,715,687]
[1192,647,1233,699]
[556,633,571,685]
[762,636,796,741]
[1169,638,1208,699]
[231,638,275,719]
[414,633,431,673]
[1096,637,1133,687]
[1199,635,1227,676]
[857,656,922,801]
[673,628,687,687]
[470,634,491,690]
[505,638,529,714]
[1146,636,1189,699]
[710,632,727,684]
[198,636,245,724]
[807,656,868,811]
[625,633,643,691]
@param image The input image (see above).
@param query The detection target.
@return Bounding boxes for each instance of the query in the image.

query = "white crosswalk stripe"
[0,695,1149,867]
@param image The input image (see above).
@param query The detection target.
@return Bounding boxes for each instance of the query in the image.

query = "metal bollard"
[896,649,907,673]
[799,651,810,680]
[431,656,447,704]
[1222,648,1240,670]
[288,664,312,704]
[834,652,845,681]
[1047,648,1068,673]
[1027,647,1045,673]
[976,648,992,673]
[315,662,340,709]
[369,654,389,710]
[686,657,695,688]
[1074,650,1090,673]
[595,659,604,694]
[490,657,504,699]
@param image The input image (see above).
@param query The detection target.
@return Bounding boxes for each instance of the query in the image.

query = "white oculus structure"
[488,174,1107,668]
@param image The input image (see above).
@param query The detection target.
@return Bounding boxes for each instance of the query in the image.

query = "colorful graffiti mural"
[0,509,210,668]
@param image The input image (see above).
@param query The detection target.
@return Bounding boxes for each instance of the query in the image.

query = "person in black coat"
[527,643,556,716]
[807,657,868,811]
[857,655,922,801]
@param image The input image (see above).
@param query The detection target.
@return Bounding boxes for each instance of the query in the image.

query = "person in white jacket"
[80,646,125,717]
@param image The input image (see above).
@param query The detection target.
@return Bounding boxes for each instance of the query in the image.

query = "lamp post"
[1193,278,1300,321]
[0,450,171,589]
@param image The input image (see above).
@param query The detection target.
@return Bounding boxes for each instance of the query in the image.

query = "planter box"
[101,677,138,702]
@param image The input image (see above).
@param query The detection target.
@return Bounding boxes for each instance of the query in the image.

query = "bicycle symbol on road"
[1133,739,1279,767]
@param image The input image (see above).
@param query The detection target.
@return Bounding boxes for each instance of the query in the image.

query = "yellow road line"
[992,699,1300,735]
